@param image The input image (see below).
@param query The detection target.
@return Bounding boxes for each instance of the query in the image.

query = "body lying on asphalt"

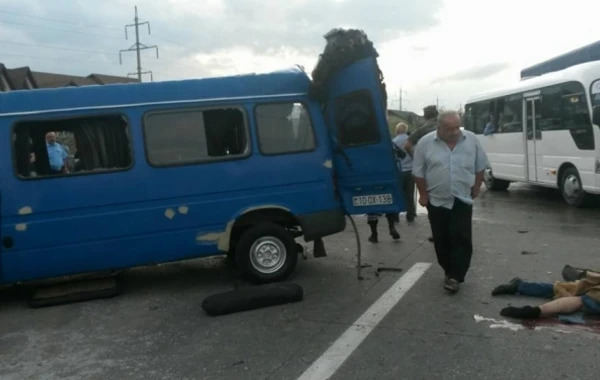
[492,269,600,319]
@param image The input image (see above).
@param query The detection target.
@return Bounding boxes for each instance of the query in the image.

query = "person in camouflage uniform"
[366,130,406,243]
[403,105,439,158]
[367,213,400,243]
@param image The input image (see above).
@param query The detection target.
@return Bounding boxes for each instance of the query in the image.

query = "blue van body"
[0,57,405,285]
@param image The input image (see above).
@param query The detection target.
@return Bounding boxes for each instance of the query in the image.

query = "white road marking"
[297,262,431,380]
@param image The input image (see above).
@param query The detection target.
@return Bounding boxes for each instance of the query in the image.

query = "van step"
[28,276,121,308]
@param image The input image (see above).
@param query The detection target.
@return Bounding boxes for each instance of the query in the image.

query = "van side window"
[335,91,380,147]
[255,102,316,155]
[13,115,132,178]
[144,107,248,166]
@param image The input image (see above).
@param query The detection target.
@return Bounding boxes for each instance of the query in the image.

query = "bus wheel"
[235,223,298,283]
[484,168,510,191]
[560,167,587,207]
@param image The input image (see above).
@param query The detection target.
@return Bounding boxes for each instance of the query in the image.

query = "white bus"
[464,60,600,207]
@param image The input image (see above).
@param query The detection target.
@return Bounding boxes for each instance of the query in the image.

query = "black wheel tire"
[235,223,298,283]
[560,167,587,207]
[483,167,510,191]
[225,250,237,268]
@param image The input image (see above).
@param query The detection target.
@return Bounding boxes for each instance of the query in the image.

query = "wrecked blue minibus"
[0,29,405,285]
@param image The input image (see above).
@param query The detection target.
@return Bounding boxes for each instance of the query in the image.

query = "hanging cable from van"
[346,214,363,280]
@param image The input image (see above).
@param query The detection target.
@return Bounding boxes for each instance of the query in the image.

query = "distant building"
[0,62,139,92]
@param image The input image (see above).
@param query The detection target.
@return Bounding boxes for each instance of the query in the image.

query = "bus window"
[593,93,600,108]
[13,114,132,178]
[255,102,316,155]
[464,105,475,133]
[540,85,562,131]
[473,101,490,134]
[562,82,594,150]
[500,95,523,133]
[144,107,249,166]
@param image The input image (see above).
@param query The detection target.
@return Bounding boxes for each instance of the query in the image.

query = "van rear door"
[325,57,405,215]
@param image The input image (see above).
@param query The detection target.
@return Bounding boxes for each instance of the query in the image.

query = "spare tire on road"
[202,282,303,316]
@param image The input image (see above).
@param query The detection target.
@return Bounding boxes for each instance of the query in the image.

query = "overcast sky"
[1,0,599,114]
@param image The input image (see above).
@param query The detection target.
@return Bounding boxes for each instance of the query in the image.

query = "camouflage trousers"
[367,213,399,224]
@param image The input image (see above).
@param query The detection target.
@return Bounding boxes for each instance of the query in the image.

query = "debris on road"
[377,267,403,273]
[521,250,538,255]
[375,267,403,276]
[29,276,121,308]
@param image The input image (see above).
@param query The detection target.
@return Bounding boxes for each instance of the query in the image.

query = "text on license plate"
[352,194,393,207]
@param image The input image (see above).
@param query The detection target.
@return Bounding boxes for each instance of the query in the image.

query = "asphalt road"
[1,184,600,380]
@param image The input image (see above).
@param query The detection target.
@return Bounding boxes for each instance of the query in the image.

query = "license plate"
[352,194,393,207]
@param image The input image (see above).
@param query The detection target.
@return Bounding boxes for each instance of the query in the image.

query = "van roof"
[0,65,311,117]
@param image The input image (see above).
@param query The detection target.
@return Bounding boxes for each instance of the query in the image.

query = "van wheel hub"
[249,237,287,274]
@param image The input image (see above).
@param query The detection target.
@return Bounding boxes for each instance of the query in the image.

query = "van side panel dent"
[196,232,222,243]
[164,209,176,219]
[18,207,33,215]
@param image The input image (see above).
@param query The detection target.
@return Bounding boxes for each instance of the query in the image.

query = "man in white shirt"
[412,110,489,293]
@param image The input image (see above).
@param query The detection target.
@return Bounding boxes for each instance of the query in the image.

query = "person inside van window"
[483,114,497,135]
[46,131,69,174]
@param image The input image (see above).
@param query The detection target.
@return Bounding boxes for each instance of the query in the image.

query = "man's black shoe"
[491,277,522,296]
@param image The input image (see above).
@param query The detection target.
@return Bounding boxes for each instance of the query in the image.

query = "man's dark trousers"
[426,198,473,282]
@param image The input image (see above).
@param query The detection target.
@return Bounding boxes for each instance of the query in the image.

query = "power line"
[0,10,121,31]
[0,52,120,65]
[0,19,122,40]
[0,11,195,60]
[0,52,171,78]
[0,39,200,73]
[0,13,188,52]
[146,33,189,49]
[119,6,158,82]
[0,39,115,55]
[0,9,200,78]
